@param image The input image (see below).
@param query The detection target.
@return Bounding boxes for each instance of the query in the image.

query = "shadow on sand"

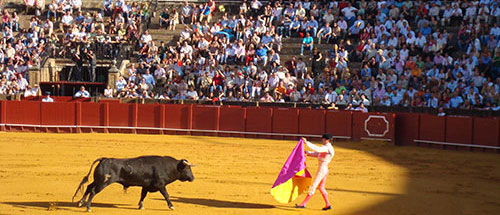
[1,201,126,211]
[154,196,275,209]
[331,141,500,215]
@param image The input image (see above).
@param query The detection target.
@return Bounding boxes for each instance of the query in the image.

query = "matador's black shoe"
[322,205,332,210]
[295,204,306,209]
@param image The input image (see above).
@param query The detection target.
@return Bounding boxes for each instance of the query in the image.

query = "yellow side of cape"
[270,169,312,203]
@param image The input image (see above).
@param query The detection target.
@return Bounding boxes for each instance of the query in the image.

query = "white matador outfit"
[304,140,334,195]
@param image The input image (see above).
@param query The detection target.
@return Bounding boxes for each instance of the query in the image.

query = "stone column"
[107,59,119,89]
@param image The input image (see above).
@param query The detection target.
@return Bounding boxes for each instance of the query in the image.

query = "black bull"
[72,156,195,211]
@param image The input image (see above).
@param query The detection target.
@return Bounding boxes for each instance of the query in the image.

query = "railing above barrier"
[156,0,269,4]
[78,0,254,4]
[125,99,500,117]
[7,95,500,118]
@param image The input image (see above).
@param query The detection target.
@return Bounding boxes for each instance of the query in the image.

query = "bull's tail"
[72,158,104,202]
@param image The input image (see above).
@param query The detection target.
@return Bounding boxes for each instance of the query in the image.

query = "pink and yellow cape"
[270,139,312,203]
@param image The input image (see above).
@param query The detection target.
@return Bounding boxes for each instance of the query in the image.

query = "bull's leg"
[138,187,148,210]
[85,184,108,212]
[77,182,96,207]
[159,187,174,210]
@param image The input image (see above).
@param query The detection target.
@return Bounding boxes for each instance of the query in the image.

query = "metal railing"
[4,94,496,117]
[95,98,500,117]
[156,0,254,3]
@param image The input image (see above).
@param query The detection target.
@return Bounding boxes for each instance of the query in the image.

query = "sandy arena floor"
[0,132,499,215]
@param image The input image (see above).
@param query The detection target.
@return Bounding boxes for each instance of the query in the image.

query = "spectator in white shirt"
[325,88,337,104]
[140,30,152,47]
[337,16,348,33]
[114,13,125,26]
[415,32,427,48]
[341,2,358,25]
[317,22,332,44]
[322,9,334,24]
[360,94,371,106]
[464,3,477,23]
[61,11,73,28]
[406,32,416,45]
[441,4,454,26]
[180,41,194,60]
[180,25,192,42]
[491,5,500,24]
[181,2,192,25]
[42,92,55,102]
[437,107,446,116]
[16,74,29,91]
[428,3,440,17]
[72,0,82,12]
[222,43,235,64]
[250,0,263,17]
[25,84,40,97]
[428,94,439,108]
[154,64,166,81]
[186,85,199,100]
[104,86,114,98]
[355,103,368,112]
[74,86,90,98]
[490,23,500,39]
[477,3,489,24]
[452,4,463,25]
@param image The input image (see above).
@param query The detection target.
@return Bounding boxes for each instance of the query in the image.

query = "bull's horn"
[183,160,197,166]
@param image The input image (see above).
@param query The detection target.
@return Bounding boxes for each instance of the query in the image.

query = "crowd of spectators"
[1,0,500,113]
[0,0,154,96]
[0,6,36,96]
[111,0,500,112]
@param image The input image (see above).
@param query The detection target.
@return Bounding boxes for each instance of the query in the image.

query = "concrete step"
[282,37,319,43]
[279,54,363,68]
[149,28,184,35]
[281,43,333,49]
[55,58,112,63]
[54,58,114,67]
[278,49,330,56]
[149,32,181,38]
[152,38,179,45]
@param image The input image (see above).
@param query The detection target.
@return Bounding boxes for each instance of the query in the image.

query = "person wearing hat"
[296,133,334,210]
[42,92,54,102]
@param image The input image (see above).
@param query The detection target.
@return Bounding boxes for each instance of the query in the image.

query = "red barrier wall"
[137,104,161,128]
[191,105,219,136]
[108,103,134,127]
[4,101,40,125]
[419,114,446,142]
[445,116,473,145]
[0,101,5,128]
[40,102,76,126]
[219,106,245,137]
[298,109,325,136]
[272,108,299,138]
[352,112,394,141]
[80,103,105,126]
[325,110,352,139]
[245,107,272,137]
[2,101,499,148]
[164,104,191,129]
[395,113,419,146]
[473,117,500,146]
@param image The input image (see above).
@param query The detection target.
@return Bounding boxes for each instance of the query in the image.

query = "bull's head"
[177,159,195,182]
